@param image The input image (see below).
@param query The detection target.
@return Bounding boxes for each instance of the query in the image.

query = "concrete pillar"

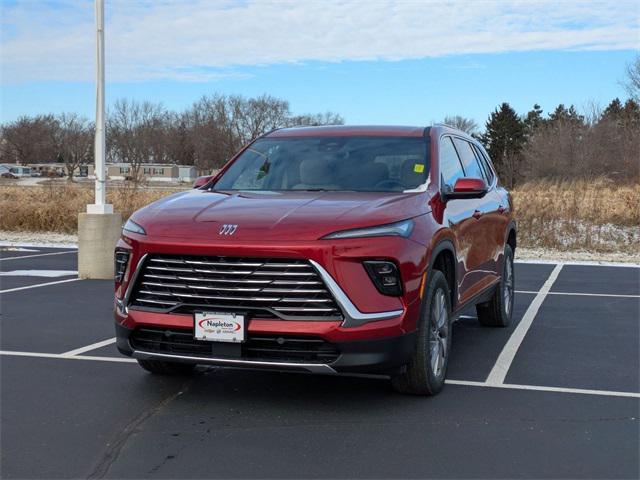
[78,213,122,279]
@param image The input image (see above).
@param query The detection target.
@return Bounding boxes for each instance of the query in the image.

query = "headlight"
[322,219,414,240]
[123,218,146,235]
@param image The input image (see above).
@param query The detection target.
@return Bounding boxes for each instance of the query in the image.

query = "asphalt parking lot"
[1,246,639,479]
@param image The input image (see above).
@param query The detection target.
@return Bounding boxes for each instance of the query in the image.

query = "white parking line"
[516,259,640,268]
[0,250,76,261]
[446,380,640,399]
[486,263,564,386]
[0,350,136,363]
[0,277,81,293]
[516,290,640,298]
[61,338,116,357]
[0,349,636,399]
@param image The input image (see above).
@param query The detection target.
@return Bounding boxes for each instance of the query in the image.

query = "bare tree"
[623,55,640,102]
[164,113,195,166]
[185,95,238,172]
[2,94,347,179]
[107,99,168,183]
[0,115,58,164]
[443,115,478,135]
[185,93,313,172]
[54,113,94,180]
[287,111,345,127]
[230,94,290,143]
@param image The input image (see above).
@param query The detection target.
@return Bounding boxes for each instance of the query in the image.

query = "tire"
[476,244,514,327]
[137,359,196,375]
[391,270,452,395]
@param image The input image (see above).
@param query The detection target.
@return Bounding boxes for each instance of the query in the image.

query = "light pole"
[78,0,121,279]
[89,0,110,214]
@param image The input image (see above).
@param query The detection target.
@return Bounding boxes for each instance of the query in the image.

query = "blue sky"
[1,1,638,129]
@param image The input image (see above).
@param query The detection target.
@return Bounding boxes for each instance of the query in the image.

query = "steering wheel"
[374,179,406,191]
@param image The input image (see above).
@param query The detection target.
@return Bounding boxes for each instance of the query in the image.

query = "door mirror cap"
[445,177,488,200]
[193,175,214,189]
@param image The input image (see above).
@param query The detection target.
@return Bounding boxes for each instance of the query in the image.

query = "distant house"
[30,163,68,177]
[106,163,197,183]
[28,163,93,177]
[2,162,197,183]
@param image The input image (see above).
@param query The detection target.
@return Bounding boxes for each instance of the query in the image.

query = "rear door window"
[439,137,465,189]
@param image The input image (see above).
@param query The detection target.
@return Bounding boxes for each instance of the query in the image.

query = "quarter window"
[472,144,495,185]
[453,138,485,180]
[439,137,465,189]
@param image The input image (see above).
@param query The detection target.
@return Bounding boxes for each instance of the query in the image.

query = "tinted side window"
[439,137,465,188]
[453,138,485,180]
[472,144,495,184]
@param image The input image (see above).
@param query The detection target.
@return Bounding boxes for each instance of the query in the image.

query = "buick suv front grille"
[129,255,343,320]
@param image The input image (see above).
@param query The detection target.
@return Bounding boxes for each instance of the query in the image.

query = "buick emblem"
[219,224,238,235]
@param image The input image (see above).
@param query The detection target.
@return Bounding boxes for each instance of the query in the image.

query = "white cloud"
[1,0,638,83]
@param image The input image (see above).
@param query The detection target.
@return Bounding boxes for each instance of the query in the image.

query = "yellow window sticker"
[413,164,425,173]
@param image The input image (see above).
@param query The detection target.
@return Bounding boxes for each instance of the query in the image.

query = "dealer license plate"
[194,312,245,343]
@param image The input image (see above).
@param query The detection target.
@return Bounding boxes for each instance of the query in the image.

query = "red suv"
[114,125,516,395]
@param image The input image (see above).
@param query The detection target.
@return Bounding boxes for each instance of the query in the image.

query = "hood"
[132,189,430,241]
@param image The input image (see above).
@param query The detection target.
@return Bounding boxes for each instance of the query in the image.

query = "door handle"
[472,210,483,220]
[497,205,506,214]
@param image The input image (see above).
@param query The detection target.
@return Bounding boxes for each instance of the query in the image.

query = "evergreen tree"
[481,103,526,187]
[523,104,544,135]
[621,99,640,128]
[548,104,584,126]
[602,98,623,121]
[601,98,639,128]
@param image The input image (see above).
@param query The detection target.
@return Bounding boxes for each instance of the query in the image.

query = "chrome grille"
[129,255,343,320]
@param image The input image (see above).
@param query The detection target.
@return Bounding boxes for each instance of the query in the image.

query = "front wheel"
[476,244,514,327]
[391,270,452,395]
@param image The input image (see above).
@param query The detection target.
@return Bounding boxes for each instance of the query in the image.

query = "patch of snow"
[0,270,78,277]
[0,231,78,249]
[516,247,640,265]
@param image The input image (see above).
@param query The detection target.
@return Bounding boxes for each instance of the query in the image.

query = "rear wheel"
[137,359,196,375]
[391,270,452,395]
[476,244,514,327]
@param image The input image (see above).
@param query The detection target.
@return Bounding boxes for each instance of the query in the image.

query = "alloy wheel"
[429,289,449,378]
[503,256,514,316]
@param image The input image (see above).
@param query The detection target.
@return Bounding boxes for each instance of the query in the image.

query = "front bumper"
[114,234,427,373]
[115,322,416,375]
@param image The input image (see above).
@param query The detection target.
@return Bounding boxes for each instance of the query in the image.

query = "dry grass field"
[512,178,639,254]
[0,183,178,234]
[1,179,638,254]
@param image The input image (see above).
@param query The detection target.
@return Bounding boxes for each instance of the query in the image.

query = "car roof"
[430,124,478,142]
[265,125,428,138]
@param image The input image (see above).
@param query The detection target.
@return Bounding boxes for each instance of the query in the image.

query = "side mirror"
[193,175,214,189]
[444,177,488,200]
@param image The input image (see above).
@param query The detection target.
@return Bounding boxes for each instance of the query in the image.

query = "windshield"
[213,136,429,192]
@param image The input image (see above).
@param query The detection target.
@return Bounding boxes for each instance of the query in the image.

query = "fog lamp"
[363,260,402,296]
